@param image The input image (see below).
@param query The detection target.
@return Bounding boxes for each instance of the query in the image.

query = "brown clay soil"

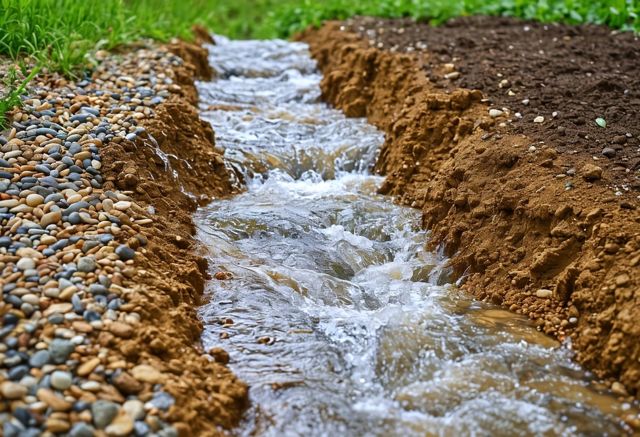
[301,17,640,401]
[98,40,248,434]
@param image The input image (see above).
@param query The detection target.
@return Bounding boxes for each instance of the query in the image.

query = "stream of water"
[195,36,634,436]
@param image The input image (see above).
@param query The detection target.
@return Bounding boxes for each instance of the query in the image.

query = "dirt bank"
[98,40,248,434]
[302,18,640,402]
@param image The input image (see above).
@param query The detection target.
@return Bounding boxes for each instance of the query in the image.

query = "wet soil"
[302,18,640,406]
[99,40,248,434]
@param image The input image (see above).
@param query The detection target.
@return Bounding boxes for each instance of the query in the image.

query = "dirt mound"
[302,20,640,403]
[99,41,247,435]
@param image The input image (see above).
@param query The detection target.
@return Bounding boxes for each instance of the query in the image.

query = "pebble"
[77,256,97,272]
[115,245,135,261]
[50,370,73,390]
[28,350,51,367]
[581,164,603,181]
[535,289,553,298]
[92,400,119,429]
[16,257,36,270]
[131,364,165,384]
[595,117,607,128]
[601,147,616,158]
[1,381,28,399]
[69,422,96,437]
[533,116,544,123]
[489,109,503,118]
[123,399,145,420]
[25,193,44,206]
[37,388,72,411]
[105,411,134,436]
[49,338,75,363]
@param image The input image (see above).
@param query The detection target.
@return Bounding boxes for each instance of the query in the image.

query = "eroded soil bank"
[302,18,640,401]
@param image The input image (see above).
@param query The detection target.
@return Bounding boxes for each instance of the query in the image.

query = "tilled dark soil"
[347,16,640,194]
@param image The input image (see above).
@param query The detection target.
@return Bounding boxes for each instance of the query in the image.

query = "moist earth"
[301,17,640,407]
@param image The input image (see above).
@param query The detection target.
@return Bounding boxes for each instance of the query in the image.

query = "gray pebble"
[77,256,97,272]
[91,400,119,429]
[49,338,75,364]
[28,350,51,368]
[115,245,135,261]
[50,370,73,390]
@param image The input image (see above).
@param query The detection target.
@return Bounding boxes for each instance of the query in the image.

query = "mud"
[99,40,247,434]
[302,19,640,402]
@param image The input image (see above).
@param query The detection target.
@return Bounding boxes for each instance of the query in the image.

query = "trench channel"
[194,37,634,436]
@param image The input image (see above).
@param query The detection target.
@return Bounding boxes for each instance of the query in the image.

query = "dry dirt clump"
[302,20,640,401]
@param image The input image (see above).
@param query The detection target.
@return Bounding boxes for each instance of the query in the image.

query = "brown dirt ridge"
[301,17,640,405]
[98,40,248,434]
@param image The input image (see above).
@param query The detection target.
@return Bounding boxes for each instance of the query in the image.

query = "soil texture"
[302,18,640,408]
[99,40,247,435]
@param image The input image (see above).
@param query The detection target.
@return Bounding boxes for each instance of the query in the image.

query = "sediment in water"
[301,20,640,401]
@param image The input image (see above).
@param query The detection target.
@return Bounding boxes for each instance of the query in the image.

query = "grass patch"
[0,63,40,129]
[1,0,638,75]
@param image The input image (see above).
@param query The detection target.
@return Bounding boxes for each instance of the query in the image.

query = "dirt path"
[302,18,640,405]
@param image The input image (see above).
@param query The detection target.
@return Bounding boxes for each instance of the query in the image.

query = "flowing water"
[195,37,634,436]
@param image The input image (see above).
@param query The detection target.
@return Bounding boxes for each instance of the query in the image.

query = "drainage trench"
[195,37,633,436]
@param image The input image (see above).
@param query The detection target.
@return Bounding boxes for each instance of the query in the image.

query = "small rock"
[535,289,553,298]
[16,257,36,270]
[611,381,628,396]
[92,400,119,429]
[146,391,175,411]
[122,399,145,420]
[113,372,143,395]
[115,245,135,261]
[49,338,75,363]
[105,410,134,437]
[1,381,27,399]
[69,422,96,437]
[37,388,72,411]
[533,116,544,123]
[46,418,71,433]
[26,193,44,207]
[581,164,603,181]
[28,349,51,368]
[131,364,165,384]
[50,370,73,390]
[595,117,607,128]
[40,210,62,227]
[77,357,101,376]
[489,109,503,118]
[601,147,616,158]
[77,256,97,272]
[109,321,133,338]
[615,274,630,287]
[208,347,230,364]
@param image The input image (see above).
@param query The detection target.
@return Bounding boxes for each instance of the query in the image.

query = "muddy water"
[195,37,633,436]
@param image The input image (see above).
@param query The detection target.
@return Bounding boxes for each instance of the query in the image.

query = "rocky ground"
[302,17,640,406]
[0,36,246,436]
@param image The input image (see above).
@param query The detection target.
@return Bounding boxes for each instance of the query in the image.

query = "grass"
[1,0,638,75]
[0,0,638,126]
[0,63,40,129]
